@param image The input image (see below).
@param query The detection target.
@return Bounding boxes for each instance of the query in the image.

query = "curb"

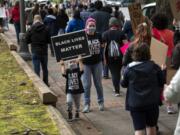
[0,33,17,51]
[47,106,77,135]
[11,51,58,105]
[1,33,57,104]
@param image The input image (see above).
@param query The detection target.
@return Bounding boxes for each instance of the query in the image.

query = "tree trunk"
[156,0,173,26]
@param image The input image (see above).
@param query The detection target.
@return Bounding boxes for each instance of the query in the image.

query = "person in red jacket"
[12,1,20,44]
[151,13,176,114]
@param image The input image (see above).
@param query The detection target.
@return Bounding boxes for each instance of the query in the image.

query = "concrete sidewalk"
[5,25,178,135]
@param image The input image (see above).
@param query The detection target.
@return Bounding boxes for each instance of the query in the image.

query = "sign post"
[51,30,90,62]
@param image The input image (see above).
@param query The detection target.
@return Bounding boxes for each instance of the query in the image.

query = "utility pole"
[19,0,31,60]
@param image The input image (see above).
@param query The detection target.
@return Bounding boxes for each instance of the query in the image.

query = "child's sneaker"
[68,111,73,122]
[75,112,80,120]
[167,106,176,114]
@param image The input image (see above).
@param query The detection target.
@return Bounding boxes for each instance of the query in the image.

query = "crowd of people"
[9,0,180,135]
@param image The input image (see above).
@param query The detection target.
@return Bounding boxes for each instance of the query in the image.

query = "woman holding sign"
[82,18,104,113]
[151,13,176,114]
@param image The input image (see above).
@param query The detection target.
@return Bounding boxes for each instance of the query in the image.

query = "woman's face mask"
[86,22,96,34]
[88,26,96,33]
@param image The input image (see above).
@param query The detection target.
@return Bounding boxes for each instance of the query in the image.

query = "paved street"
[5,24,178,135]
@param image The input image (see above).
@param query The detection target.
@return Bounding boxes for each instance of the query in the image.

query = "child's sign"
[128,3,144,34]
[170,0,180,20]
[51,30,91,62]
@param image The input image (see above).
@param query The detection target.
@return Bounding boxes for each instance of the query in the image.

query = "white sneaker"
[114,93,120,97]
[82,105,90,113]
[99,103,104,111]
[167,106,176,114]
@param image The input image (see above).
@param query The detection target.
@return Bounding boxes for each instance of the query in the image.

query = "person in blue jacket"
[66,10,84,33]
[121,42,165,135]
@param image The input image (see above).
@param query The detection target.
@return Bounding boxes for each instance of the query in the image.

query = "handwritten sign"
[128,3,144,34]
[150,37,168,67]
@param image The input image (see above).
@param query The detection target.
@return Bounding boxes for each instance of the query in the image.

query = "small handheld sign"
[51,30,91,62]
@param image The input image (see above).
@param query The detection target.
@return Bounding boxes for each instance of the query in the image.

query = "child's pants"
[67,94,81,112]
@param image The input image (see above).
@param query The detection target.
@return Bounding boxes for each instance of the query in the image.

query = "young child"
[121,43,165,135]
[60,56,84,121]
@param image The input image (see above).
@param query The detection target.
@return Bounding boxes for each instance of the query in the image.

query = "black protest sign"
[51,30,90,62]
[128,3,144,34]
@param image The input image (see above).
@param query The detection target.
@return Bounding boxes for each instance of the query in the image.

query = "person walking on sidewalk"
[44,8,58,57]
[164,68,180,135]
[82,18,104,113]
[56,8,69,35]
[122,22,152,67]
[151,13,176,114]
[65,9,84,33]
[26,15,50,86]
[90,1,111,79]
[102,17,126,96]
[11,1,20,44]
[121,43,165,135]
[60,57,84,121]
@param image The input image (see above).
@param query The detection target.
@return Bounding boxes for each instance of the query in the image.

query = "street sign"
[51,30,91,62]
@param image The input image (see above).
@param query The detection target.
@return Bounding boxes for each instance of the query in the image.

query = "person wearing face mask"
[82,18,104,113]
[60,57,84,121]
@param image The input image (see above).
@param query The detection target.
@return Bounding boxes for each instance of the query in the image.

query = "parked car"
[142,2,156,19]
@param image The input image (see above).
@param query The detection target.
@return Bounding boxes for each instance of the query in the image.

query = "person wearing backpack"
[66,9,84,33]
[102,17,126,96]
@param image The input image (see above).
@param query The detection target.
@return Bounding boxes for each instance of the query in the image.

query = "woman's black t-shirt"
[63,67,84,94]
[83,33,102,65]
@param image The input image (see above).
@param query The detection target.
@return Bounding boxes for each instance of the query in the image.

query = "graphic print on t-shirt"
[88,39,101,55]
[68,72,79,90]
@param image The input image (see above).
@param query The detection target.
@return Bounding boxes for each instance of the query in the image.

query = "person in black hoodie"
[121,43,165,135]
[26,15,50,86]
[56,8,69,34]
[44,8,58,56]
